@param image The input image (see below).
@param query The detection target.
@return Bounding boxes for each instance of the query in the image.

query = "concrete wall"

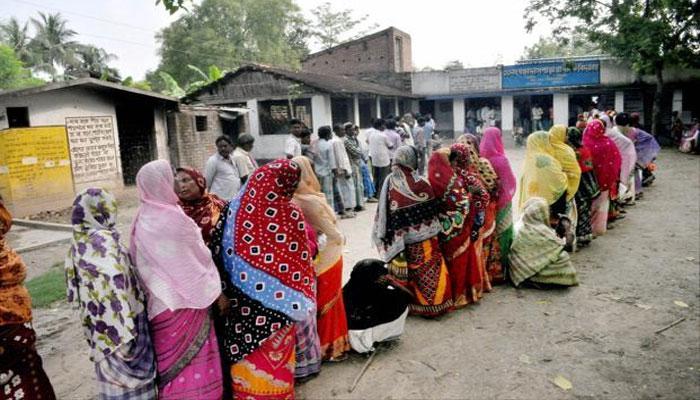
[411,67,502,96]
[0,87,123,192]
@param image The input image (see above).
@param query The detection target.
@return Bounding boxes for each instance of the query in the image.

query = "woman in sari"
[566,127,600,246]
[66,188,156,399]
[548,125,582,249]
[479,127,517,281]
[175,167,227,246]
[508,197,578,288]
[615,113,660,196]
[601,114,637,207]
[0,198,56,400]
[130,160,223,399]
[372,145,454,316]
[455,135,502,284]
[429,147,490,306]
[292,156,350,361]
[211,159,316,399]
[518,131,571,247]
[583,119,622,236]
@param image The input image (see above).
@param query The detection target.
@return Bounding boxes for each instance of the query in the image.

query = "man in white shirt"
[412,117,427,174]
[332,125,357,218]
[232,133,258,185]
[531,104,544,132]
[284,118,303,159]
[315,126,337,210]
[366,118,392,200]
[204,135,241,200]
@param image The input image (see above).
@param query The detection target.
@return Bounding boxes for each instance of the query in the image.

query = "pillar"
[453,97,465,136]
[246,99,260,136]
[153,106,170,162]
[615,91,624,112]
[394,97,400,117]
[672,89,683,113]
[501,95,514,135]
[311,94,333,134]
[553,93,569,126]
[376,96,381,118]
[353,94,360,126]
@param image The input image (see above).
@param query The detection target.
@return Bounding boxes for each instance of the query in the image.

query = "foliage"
[154,0,305,87]
[1,13,121,83]
[525,0,700,134]
[122,76,152,91]
[443,60,465,71]
[28,12,79,81]
[25,264,66,308]
[308,2,378,49]
[158,71,185,97]
[64,44,120,81]
[0,45,43,90]
[524,0,699,75]
[156,0,191,14]
[521,33,603,60]
[186,64,226,92]
[0,17,32,64]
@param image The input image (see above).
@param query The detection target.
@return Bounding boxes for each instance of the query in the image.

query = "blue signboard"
[502,60,600,89]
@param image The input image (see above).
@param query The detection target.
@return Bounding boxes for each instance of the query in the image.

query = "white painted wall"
[311,94,333,133]
[501,95,514,134]
[615,91,625,112]
[553,93,569,126]
[411,71,450,95]
[672,89,683,113]
[452,97,465,135]
[0,87,124,192]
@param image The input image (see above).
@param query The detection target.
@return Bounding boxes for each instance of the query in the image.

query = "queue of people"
[0,109,662,400]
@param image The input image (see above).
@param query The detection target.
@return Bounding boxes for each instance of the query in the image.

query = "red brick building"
[302,27,413,91]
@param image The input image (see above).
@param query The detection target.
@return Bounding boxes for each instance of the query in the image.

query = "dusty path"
[29,148,699,399]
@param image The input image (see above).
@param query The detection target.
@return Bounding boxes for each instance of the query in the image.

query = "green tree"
[64,44,120,81]
[154,0,305,87]
[0,45,43,89]
[29,12,79,81]
[309,2,378,49]
[158,71,185,97]
[525,0,700,135]
[186,64,226,92]
[122,76,152,91]
[521,33,603,60]
[156,0,191,14]
[0,17,32,65]
[444,60,465,71]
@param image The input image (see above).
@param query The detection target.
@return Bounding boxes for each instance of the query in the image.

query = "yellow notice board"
[0,126,74,215]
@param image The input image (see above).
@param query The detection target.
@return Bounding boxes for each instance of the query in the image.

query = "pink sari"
[152,309,223,399]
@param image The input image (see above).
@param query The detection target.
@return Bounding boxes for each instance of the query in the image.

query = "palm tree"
[0,17,32,65]
[29,12,78,81]
[185,64,226,92]
[65,44,120,81]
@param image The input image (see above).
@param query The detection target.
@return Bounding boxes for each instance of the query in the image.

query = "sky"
[2,0,553,80]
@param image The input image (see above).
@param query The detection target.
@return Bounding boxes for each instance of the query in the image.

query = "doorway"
[116,104,155,185]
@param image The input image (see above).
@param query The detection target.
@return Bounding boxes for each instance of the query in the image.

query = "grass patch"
[26,263,66,308]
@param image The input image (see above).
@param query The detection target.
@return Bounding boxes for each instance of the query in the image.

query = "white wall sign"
[66,116,119,184]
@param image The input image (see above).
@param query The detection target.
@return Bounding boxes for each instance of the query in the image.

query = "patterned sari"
[373,146,454,317]
[509,198,578,288]
[567,128,600,244]
[292,156,350,361]
[66,188,156,399]
[130,160,223,399]
[177,167,227,247]
[583,120,621,236]
[480,128,516,282]
[211,159,316,399]
[0,202,56,400]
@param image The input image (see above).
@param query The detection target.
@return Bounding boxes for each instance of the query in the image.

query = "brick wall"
[168,106,223,172]
[302,27,412,76]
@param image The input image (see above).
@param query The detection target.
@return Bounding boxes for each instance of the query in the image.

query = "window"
[195,115,208,132]
[395,37,404,71]
[258,99,312,135]
[7,107,29,128]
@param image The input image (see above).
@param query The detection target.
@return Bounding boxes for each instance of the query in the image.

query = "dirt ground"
[23,148,700,399]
